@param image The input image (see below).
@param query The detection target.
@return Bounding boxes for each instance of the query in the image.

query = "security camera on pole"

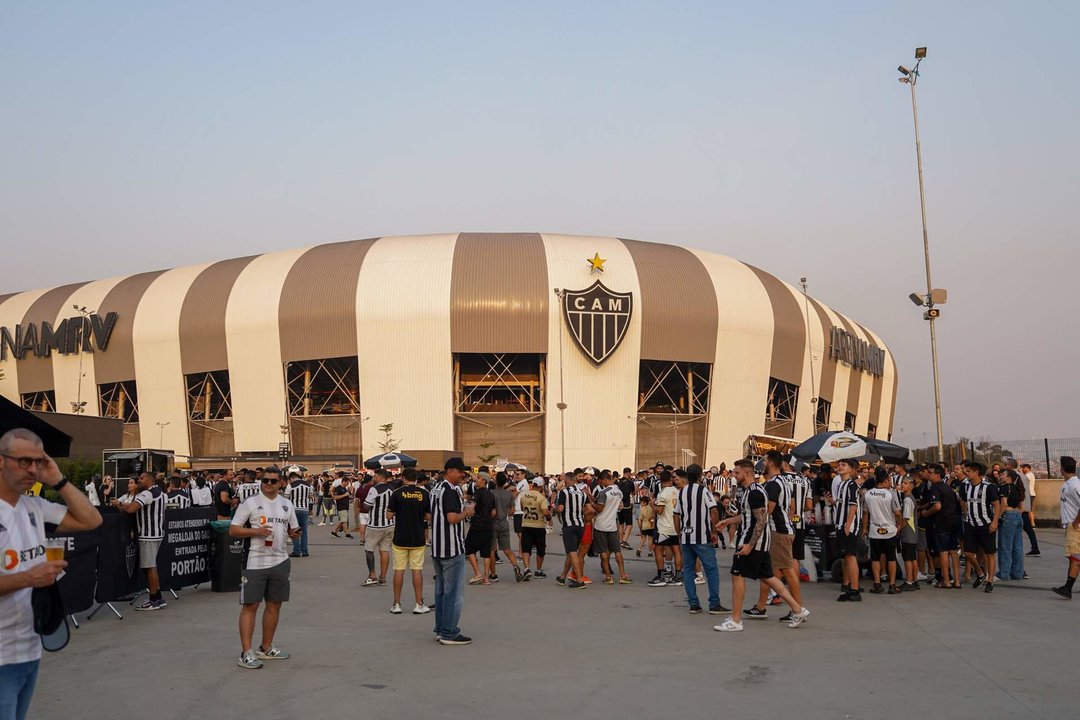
[898,47,946,462]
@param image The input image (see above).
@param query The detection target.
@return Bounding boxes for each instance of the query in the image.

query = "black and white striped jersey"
[430,480,465,559]
[834,478,862,535]
[763,475,794,535]
[674,482,717,545]
[134,485,166,541]
[963,481,1000,527]
[786,473,812,529]
[237,482,261,503]
[166,489,192,509]
[735,482,771,552]
[555,485,586,527]
[285,480,312,509]
[364,482,395,528]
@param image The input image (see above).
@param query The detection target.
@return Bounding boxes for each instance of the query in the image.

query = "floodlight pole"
[903,52,945,462]
[554,289,567,474]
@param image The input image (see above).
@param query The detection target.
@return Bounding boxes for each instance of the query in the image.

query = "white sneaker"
[694,572,706,585]
[788,607,810,628]
[237,651,263,669]
[255,645,289,659]
[916,572,928,581]
[413,603,431,615]
[390,603,402,614]
[318,522,326,526]
[714,618,744,632]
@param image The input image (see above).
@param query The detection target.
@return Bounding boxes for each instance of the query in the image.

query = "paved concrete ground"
[37,525,1075,720]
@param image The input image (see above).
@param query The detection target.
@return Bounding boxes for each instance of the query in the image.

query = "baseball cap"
[444,457,468,472]
[583,466,597,475]
[532,477,545,486]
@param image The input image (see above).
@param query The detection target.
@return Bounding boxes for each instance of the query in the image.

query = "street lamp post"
[70,305,93,414]
[156,421,170,448]
[898,47,945,462]
[554,289,568,474]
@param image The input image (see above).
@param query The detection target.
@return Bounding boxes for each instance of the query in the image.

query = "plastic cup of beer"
[45,538,65,563]
[260,516,273,547]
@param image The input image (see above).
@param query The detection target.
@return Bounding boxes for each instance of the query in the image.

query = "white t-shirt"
[231,492,299,570]
[190,485,213,506]
[864,488,900,539]
[1023,471,1037,497]
[513,479,529,515]
[1059,476,1080,528]
[593,486,623,533]
[654,486,678,536]
[0,495,67,666]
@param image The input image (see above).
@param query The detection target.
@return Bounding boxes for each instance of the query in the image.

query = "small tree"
[378,423,401,453]
[477,440,498,467]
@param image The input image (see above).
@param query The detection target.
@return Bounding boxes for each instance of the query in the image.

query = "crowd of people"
[3,423,1079,715]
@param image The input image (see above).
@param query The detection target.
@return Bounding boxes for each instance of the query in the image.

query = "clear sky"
[2,1,1077,444]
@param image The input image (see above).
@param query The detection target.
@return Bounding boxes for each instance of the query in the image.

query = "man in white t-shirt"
[863,475,902,594]
[0,429,102,719]
[1052,456,1080,600]
[510,467,529,552]
[647,471,683,586]
[588,471,632,584]
[230,466,301,669]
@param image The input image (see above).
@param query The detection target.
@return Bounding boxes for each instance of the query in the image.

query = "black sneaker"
[900,582,915,592]
[709,605,731,615]
[984,582,994,593]
[345,533,354,539]
[488,574,499,583]
[521,569,533,582]
[568,579,586,590]
[1052,586,1072,600]
[778,611,794,623]
[888,585,901,595]
[869,584,884,594]
[911,581,921,590]
[1022,572,1030,580]
[972,574,985,589]
[847,590,862,602]
[330,531,340,538]
[534,570,547,579]
[647,574,667,587]
[437,634,473,645]
[1026,550,1041,557]
[688,605,703,614]
[513,565,524,583]
[840,584,851,594]
[744,607,767,619]
[555,575,566,586]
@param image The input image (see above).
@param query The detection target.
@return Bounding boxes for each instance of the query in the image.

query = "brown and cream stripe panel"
[774,279,824,440]
[15,282,88,395]
[807,297,840,427]
[450,233,548,354]
[620,238,718,364]
[178,256,258,375]
[0,290,49,404]
[356,234,460,459]
[131,264,215,455]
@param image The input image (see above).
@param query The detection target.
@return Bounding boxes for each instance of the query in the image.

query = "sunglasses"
[3,454,49,470]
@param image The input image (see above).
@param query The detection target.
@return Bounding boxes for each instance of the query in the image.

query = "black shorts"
[562,525,584,553]
[869,536,897,559]
[839,531,860,557]
[654,533,679,547]
[900,541,917,562]
[731,550,773,580]
[617,508,633,526]
[792,528,806,561]
[963,525,997,554]
[513,515,523,533]
[924,526,939,554]
[640,528,656,539]
[935,524,960,552]
[465,529,493,558]
[520,527,546,557]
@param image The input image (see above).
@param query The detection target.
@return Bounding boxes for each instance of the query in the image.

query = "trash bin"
[209,520,244,593]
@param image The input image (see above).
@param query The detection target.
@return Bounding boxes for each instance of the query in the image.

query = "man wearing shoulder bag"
[0,429,102,720]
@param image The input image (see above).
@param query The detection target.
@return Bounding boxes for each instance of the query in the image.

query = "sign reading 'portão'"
[829,326,884,377]
[562,280,633,366]
[0,312,118,361]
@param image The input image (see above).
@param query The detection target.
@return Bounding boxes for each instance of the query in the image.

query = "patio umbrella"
[791,431,911,464]
[363,452,418,469]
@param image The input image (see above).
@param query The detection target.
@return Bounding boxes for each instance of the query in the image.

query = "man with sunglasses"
[1,429,102,720]
[230,466,302,669]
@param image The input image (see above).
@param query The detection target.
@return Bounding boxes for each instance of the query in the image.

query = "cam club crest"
[562,279,633,366]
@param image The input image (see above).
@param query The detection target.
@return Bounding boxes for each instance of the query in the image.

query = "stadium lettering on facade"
[0,312,118,361]
[829,326,884,377]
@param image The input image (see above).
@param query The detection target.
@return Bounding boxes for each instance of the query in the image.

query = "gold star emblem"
[587,252,606,273]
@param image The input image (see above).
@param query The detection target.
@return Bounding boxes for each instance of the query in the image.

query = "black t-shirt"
[470,487,496,531]
[617,479,635,509]
[212,480,233,516]
[333,483,352,510]
[388,485,430,548]
[928,481,958,525]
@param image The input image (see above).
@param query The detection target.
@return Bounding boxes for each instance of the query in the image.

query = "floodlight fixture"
[908,292,926,307]
[915,47,927,59]
[898,65,910,76]
[929,288,948,305]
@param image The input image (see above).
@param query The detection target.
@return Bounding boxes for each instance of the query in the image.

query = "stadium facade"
[0,233,897,471]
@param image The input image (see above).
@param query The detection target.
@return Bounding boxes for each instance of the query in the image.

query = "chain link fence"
[911,437,1080,479]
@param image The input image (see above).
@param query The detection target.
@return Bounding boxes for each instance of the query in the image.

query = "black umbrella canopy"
[0,395,73,457]
[363,452,419,470]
